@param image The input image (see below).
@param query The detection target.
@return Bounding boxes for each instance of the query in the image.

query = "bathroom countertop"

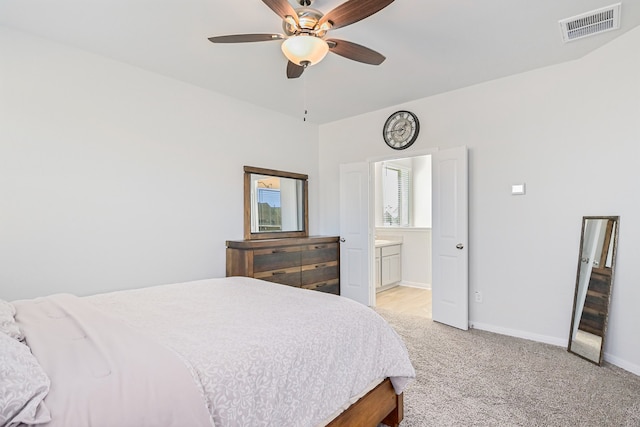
[374,239,402,248]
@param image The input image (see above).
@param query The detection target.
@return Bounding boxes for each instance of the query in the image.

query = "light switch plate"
[511,184,526,195]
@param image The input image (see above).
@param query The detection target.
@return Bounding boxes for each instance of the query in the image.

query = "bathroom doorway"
[339,146,468,329]
[373,154,432,319]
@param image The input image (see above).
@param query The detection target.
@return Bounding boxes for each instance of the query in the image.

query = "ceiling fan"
[208,0,395,79]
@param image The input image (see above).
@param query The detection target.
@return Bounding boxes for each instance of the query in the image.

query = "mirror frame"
[244,166,309,240]
[567,215,619,365]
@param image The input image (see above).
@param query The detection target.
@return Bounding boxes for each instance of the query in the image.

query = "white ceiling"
[1,0,639,124]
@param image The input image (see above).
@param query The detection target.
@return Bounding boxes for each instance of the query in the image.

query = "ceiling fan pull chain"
[303,73,308,122]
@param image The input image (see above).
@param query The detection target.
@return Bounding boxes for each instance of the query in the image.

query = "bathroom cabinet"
[375,241,402,291]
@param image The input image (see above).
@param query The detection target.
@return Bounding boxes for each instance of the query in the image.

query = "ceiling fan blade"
[286,61,305,79]
[317,0,394,31]
[262,0,300,26]
[208,34,284,43]
[327,39,385,65]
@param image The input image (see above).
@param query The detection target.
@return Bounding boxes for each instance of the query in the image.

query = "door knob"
[339,238,346,243]
[456,243,464,249]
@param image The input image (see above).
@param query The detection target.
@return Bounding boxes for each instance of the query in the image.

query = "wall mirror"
[568,216,619,365]
[244,166,308,240]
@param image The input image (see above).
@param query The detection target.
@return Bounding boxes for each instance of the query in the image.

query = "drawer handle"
[272,249,287,254]
[271,271,286,275]
[314,245,326,249]
[315,264,327,269]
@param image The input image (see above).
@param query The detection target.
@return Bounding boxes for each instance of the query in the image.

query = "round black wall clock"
[383,110,420,150]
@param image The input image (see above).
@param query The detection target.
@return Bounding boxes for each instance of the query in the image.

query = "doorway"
[373,155,433,319]
[339,146,469,330]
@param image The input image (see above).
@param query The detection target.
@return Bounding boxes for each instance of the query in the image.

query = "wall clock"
[383,110,420,150]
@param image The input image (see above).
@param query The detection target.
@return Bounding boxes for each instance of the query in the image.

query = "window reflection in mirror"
[244,166,308,240]
[250,174,304,233]
[255,177,281,231]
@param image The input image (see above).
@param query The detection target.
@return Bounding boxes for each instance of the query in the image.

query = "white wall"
[0,27,320,301]
[319,27,640,374]
[412,155,432,228]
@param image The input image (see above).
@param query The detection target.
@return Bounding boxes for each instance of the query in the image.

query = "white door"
[339,162,372,306]
[432,146,469,330]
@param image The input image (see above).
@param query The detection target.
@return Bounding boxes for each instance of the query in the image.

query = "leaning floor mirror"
[568,216,619,365]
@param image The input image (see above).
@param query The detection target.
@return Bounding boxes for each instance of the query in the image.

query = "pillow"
[0,332,51,427]
[0,299,24,341]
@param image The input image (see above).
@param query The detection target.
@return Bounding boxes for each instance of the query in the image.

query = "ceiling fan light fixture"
[281,35,329,66]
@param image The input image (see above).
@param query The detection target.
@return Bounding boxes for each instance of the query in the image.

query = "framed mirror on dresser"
[227,166,340,295]
[243,166,308,240]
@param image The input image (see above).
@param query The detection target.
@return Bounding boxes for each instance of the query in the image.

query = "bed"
[1,276,415,427]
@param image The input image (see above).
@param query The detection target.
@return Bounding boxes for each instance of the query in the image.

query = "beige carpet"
[375,308,640,427]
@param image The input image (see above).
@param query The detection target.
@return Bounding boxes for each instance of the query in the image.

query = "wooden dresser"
[226,236,340,295]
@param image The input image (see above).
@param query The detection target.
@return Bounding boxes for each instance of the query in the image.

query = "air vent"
[559,3,621,43]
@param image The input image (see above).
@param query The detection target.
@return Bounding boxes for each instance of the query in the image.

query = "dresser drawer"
[301,243,338,265]
[226,237,340,294]
[301,260,339,286]
[253,246,301,273]
[255,266,301,287]
[301,278,339,295]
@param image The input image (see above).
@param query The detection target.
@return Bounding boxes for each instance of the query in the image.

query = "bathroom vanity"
[375,240,402,291]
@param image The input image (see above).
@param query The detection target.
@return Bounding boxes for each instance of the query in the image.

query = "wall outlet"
[475,291,483,303]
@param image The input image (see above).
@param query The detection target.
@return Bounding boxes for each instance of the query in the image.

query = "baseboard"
[604,352,640,376]
[471,322,640,377]
[399,281,431,290]
[470,321,566,347]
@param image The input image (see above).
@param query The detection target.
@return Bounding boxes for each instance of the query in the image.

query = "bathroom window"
[382,163,410,227]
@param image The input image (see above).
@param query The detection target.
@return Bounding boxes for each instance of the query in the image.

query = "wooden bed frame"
[327,378,403,427]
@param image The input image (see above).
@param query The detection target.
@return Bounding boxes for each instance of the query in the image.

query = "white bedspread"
[86,277,415,427]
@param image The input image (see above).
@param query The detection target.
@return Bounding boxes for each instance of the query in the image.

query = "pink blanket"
[14,294,213,427]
